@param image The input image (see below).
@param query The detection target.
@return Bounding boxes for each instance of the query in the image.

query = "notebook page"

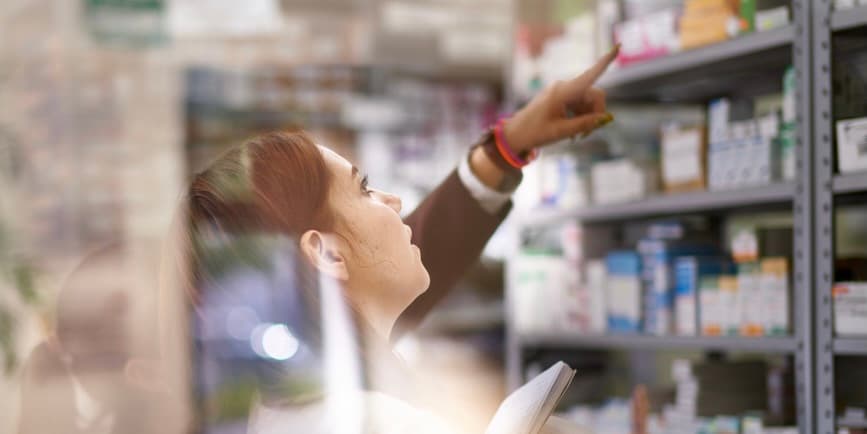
[484,361,575,434]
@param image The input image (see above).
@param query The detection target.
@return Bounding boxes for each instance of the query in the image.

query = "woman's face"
[317,146,430,317]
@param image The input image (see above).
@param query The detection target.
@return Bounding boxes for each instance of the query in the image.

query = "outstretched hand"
[503,45,620,154]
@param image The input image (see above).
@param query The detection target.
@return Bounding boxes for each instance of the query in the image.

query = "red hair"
[188,130,334,235]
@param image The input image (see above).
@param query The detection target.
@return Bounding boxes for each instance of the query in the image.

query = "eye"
[360,174,373,196]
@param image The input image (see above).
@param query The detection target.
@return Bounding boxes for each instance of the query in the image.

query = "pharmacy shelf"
[833,338,867,355]
[832,172,867,194]
[599,26,793,102]
[518,182,794,227]
[831,5,867,31]
[517,333,798,354]
[838,417,867,429]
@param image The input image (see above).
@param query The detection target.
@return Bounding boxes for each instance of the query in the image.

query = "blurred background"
[1,0,867,433]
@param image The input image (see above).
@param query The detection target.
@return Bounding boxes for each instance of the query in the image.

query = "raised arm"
[391,46,619,340]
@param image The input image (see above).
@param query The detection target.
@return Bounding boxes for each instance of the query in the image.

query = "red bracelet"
[493,118,537,169]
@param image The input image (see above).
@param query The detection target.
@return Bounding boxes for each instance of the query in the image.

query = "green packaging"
[740,0,757,33]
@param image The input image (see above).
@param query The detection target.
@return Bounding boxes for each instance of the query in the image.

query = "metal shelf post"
[793,1,817,433]
[812,1,836,433]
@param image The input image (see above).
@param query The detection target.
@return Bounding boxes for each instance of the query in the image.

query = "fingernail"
[611,43,622,57]
[597,112,614,128]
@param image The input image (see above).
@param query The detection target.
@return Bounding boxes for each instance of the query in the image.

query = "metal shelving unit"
[506,2,821,433]
[833,338,867,356]
[518,333,798,353]
[598,25,793,102]
[838,416,867,429]
[833,172,867,194]
[518,182,794,227]
[813,3,867,434]
[792,2,815,433]
[831,5,867,31]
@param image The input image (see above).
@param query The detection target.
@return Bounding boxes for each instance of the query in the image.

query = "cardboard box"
[760,257,790,336]
[614,10,680,66]
[661,126,708,192]
[591,159,659,205]
[833,282,867,336]
[836,117,867,174]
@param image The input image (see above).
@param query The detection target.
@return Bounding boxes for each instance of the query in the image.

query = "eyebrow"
[351,166,359,179]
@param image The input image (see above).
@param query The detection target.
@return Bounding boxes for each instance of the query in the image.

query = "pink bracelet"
[493,118,537,169]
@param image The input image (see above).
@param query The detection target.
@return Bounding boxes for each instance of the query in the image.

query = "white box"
[833,282,867,336]
[662,126,706,192]
[761,258,790,336]
[708,140,734,190]
[591,159,657,204]
[836,117,867,173]
[586,260,608,334]
[756,7,790,31]
[509,253,569,332]
[708,98,730,144]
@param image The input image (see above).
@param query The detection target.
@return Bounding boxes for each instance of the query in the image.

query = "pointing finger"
[562,45,620,97]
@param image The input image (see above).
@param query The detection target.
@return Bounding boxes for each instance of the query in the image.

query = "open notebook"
[485,361,576,434]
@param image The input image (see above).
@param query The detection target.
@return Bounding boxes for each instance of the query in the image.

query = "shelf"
[838,417,867,429]
[599,26,793,103]
[832,6,867,31]
[834,338,867,355]
[833,172,867,194]
[518,182,794,226]
[518,333,798,353]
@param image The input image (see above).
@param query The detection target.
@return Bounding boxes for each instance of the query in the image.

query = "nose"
[380,191,402,214]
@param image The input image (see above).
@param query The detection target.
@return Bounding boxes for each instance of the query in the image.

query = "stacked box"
[836,117,867,174]
[639,240,717,335]
[719,275,741,335]
[760,257,791,335]
[509,252,569,332]
[707,100,782,190]
[833,282,867,336]
[674,256,731,336]
[781,66,797,180]
[605,251,643,333]
[661,125,707,193]
[737,263,764,336]
[700,276,724,336]
[584,260,608,334]
[591,159,659,204]
[666,359,768,434]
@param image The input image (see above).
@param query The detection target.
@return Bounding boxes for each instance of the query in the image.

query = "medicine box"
[833,282,867,336]
[737,263,763,336]
[661,126,707,193]
[606,251,642,333]
[700,276,723,336]
[509,253,569,332]
[675,257,730,336]
[591,159,658,205]
[760,257,790,336]
[614,9,679,67]
[836,117,867,174]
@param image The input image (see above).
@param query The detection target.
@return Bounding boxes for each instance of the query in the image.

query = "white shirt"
[456,151,514,215]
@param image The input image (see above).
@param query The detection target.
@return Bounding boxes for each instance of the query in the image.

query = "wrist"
[470,146,523,192]
[502,119,530,154]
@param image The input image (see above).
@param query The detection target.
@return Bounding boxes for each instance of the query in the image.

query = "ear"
[299,230,349,281]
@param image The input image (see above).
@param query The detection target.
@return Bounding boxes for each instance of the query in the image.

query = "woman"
[183,48,618,433]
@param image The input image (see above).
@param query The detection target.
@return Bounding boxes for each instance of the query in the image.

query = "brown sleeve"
[391,170,510,342]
